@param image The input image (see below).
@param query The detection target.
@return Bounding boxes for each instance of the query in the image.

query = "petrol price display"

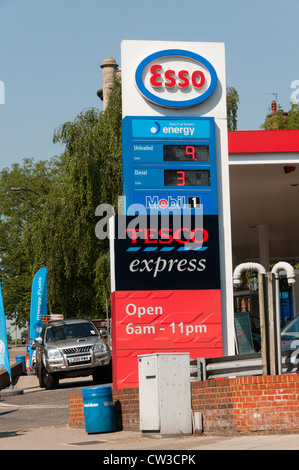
[163,145,209,162]
[121,116,218,214]
[164,169,210,187]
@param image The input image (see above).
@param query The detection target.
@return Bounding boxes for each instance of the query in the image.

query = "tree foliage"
[0,78,122,324]
[261,101,299,130]
[226,86,240,131]
[30,78,122,318]
[0,158,60,326]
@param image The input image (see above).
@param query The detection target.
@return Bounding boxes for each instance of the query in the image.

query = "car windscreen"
[46,323,97,342]
[281,317,299,341]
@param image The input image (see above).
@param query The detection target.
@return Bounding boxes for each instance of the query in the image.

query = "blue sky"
[0,0,298,171]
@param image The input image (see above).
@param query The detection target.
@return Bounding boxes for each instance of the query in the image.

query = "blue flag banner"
[29,267,47,362]
[0,283,11,378]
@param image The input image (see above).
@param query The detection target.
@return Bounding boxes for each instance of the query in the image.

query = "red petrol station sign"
[111,290,222,389]
[109,40,233,389]
[110,214,223,388]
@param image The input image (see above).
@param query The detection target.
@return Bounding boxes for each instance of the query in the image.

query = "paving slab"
[0,424,298,451]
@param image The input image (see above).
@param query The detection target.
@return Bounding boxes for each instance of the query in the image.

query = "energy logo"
[33,322,43,335]
[150,121,161,134]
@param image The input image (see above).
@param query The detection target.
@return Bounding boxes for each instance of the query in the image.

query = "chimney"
[99,57,119,110]
[271,100,277,113]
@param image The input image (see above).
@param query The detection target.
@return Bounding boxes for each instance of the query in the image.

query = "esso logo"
[150,65,205,90]
[135,49,218,109]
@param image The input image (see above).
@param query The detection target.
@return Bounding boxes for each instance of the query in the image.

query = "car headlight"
[93,342,107,353]
[47,349,62,359]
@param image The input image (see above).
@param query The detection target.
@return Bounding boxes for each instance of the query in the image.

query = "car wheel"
[37,362,45,388]
[42,364,59,390]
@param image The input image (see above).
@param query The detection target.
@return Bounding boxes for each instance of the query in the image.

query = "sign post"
[0,283,11,380]
[29,267,47,364]
[110,40,234,389]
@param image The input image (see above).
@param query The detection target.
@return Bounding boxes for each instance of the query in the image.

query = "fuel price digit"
[186,145,197,161]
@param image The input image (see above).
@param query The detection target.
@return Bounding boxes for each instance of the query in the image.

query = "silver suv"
[35,319,111,390]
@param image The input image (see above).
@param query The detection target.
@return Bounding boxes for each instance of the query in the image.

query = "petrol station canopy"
[228,129,299,267]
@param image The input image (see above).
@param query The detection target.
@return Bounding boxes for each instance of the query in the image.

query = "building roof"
[228,129,299,154]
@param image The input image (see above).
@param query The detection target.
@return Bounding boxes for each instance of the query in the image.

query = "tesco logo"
[135,49,218,109]
[125,227,209,245]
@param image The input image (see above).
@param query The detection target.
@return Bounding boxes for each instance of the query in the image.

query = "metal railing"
[190,350,299,381]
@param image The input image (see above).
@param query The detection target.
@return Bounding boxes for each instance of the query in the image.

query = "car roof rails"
[40,314,64,324]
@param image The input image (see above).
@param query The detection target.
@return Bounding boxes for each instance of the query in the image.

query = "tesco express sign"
[135,49,218,109]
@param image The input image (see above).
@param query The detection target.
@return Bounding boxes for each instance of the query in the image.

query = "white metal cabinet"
[138,353,192,435]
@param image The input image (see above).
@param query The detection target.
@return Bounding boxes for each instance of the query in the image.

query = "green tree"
[31,79,122,319]
[0,157,60,327]
[226,86,240,131]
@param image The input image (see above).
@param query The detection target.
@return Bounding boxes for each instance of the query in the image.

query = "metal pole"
[258,272,269,375]
[267,272,277,376]
[292,284,297,320]
[275,276,282,375]
[106,299,110,347]
[271,262,296,376]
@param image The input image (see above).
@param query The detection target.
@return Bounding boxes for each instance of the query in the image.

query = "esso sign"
[135,49,218,109]
[150,65,205,90]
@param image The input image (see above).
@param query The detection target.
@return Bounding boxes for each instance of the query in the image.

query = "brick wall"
[191,374,299,434]
[191,379,236,434]
[113,387,140,431]
[233,374,299,434]
[68,374,299,435]
[68,392,85,428]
